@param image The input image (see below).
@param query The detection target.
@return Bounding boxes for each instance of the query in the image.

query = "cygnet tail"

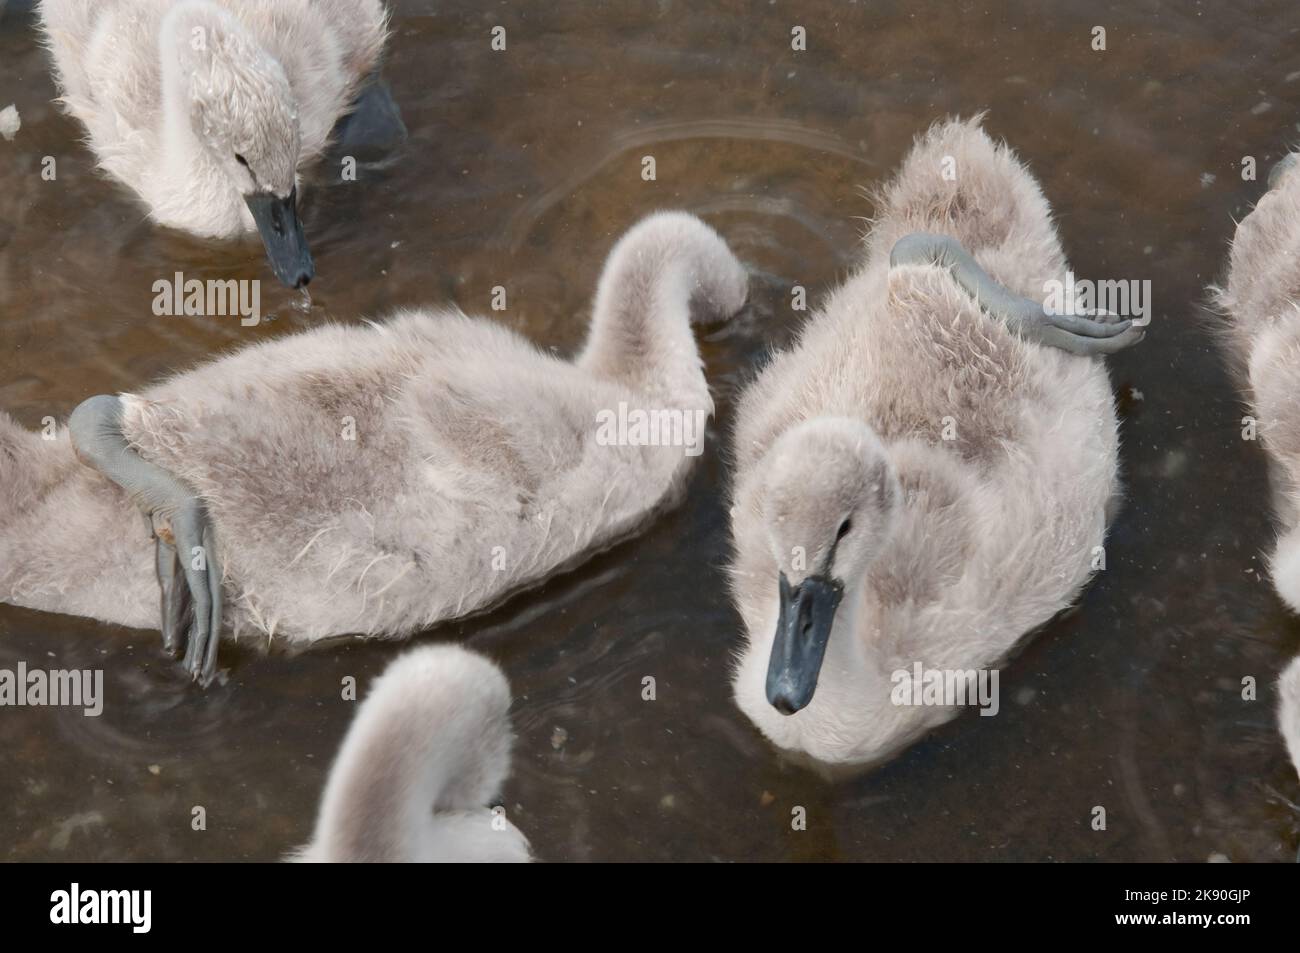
[294,645,530,863]
[578,211,748,397]
[866,116,1065,288]
[0,410,157,628]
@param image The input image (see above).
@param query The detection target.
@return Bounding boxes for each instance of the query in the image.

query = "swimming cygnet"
[1215,154,1300,835]
[1213,151,1300,613]
[728,117,1142,768]
[37,0,393,286]
[0,212,748,684]
[290,644,531,862]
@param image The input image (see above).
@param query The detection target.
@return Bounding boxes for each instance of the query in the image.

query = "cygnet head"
[164,2,314,287]
[758,417,901,716]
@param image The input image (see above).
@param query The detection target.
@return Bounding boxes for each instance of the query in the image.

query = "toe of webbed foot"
[890,232,1145,357]
[163,500,224,687]
[1018,308,1146,356]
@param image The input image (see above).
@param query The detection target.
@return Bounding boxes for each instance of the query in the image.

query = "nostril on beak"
[293,260,315,288]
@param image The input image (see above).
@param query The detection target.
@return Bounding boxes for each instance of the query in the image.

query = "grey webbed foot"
[889,232,1144,356]
[155,534,185,656]
[173,501,222,684]
[68,395,223,686]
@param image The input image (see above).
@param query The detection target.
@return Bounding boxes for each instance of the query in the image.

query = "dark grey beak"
[765,572,844,715]
[244,186,314,288]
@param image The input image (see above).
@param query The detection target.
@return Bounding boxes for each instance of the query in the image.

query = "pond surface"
[1,0,1299,861]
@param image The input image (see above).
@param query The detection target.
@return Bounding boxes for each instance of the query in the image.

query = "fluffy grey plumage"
[1212,151,1300,613]
[290,645,530,862]
[0,212,748,649]
[1212,151,1300,786]
[1281,657,1300,783]
[729,118,1124,767]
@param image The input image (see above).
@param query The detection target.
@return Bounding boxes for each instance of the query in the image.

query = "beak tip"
[247,189,314,288]
[772,697,798,716]
[766,684,807,716]
[273,256,313,288]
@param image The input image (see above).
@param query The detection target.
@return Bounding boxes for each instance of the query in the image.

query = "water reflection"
[1,0,1299,861]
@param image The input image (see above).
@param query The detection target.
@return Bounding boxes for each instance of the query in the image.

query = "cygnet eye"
[234,153,250,169]
[836,518,852,541]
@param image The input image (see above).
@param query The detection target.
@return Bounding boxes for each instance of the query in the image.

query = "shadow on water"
[1,0,1299,860]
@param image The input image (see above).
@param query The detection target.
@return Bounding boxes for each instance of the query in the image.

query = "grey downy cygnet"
[37,0,395,286]
[728,117,1141,768]
[0,212,747,684]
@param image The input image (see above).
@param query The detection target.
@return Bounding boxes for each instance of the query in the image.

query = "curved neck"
[583,264,707,403]
[157,25,206,187]
[312,716,451,863]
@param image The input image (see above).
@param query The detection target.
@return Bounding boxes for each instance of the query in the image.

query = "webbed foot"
[1007,303,1144,356]
[889,232,1144,356]
[69,395,223,685]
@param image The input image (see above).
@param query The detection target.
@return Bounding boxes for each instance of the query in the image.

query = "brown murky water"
[2,0,1299,861]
